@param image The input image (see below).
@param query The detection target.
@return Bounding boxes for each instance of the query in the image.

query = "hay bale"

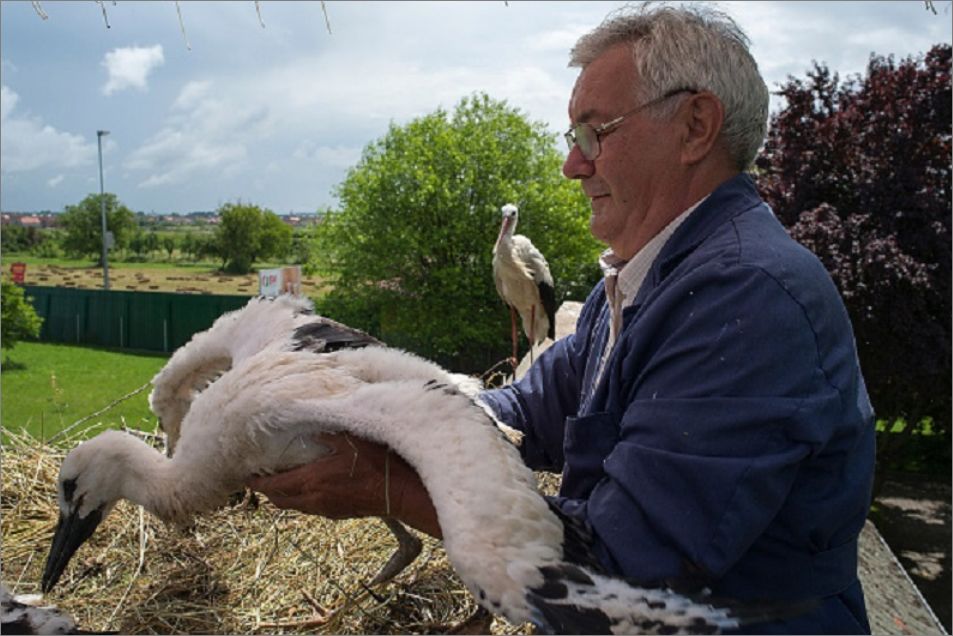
[0,428,528,634]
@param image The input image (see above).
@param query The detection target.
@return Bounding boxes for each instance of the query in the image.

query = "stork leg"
[368,517,423,586]
[509,305,519,370]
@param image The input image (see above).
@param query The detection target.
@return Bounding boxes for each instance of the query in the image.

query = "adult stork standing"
[41,298,753,634]
[492,204,557,368]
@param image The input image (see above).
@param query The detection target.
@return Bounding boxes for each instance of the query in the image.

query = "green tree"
[127,230,148,260]
[162,234,177,260]
[312,93,600,372]
[144,230,161,257]
[60,193,136,263]
[214,202,292,273]
[1,280,43,351]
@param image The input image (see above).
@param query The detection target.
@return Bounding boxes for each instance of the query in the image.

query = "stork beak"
[42,505,106,593]
[495,216,513,250]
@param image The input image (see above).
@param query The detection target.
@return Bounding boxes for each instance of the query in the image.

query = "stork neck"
[495,216,516,251]
[324,379,564,623]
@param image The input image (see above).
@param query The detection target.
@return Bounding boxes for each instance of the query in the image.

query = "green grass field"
[1,342,168,442]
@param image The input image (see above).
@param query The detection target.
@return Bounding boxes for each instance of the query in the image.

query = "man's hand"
[247,434,442,538]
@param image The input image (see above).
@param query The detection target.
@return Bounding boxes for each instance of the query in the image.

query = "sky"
[1,1,950,215]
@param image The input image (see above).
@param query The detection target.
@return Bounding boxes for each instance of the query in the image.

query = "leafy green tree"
[127,230,148,260]
[312,93,600,372]
[1,280,43,351]
[214,202,292,273]
[144,230,161,257]
[60,193,136,263]
[162,235,177,260]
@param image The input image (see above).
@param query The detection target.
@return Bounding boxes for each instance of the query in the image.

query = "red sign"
[10,262,26,284]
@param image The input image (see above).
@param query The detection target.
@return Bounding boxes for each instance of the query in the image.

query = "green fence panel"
[22,286,252,354]
[168,294,249,351]
[26,286,88,345]
[85,292,128,348]
[128,291,173,352]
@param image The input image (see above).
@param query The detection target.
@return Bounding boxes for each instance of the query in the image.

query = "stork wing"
[291,317,382,352]
[514,235,554,287]
[150,295,378,454]
[514,235,558,339]
[538,279,557,340]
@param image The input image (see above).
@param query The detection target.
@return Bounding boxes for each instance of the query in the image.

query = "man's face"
[563,44,681,259]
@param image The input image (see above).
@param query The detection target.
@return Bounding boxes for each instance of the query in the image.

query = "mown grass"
[1,254,327,296]
[1,341,168,442]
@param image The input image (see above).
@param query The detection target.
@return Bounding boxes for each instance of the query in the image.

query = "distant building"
[0,212,60,227]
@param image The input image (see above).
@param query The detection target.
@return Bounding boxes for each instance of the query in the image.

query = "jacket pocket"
[561,411,619,499]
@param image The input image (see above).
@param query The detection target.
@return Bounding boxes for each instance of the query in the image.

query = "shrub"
[756,45,952,472]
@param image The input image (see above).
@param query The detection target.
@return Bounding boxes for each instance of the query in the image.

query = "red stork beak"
[495,215,513,251]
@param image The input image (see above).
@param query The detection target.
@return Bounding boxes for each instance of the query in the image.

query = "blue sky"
[1,1,950,215]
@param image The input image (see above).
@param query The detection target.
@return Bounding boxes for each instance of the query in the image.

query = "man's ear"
[678,91,725,165]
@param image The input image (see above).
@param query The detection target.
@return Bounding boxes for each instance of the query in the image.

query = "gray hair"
[570,2,769,170]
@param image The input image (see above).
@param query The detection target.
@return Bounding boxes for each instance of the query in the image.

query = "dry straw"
[0,423,558,634]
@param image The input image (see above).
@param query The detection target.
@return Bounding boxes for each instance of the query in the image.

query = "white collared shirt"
[594,196,708,385]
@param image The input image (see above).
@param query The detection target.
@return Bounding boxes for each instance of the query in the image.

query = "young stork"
[492,203,557,367]
[147,295,441,586]
[41,321,748,634]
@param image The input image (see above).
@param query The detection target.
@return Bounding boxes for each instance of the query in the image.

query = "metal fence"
[23,286,252,353]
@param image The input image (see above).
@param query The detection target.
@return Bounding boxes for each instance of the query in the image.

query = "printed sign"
[10,262,26,284]
[258,265,302,297]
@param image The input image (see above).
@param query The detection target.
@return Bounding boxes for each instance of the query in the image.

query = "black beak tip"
[42,506,107,595]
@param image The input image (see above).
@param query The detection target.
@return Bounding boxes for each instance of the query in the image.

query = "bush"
[756,45,951,472]
[1,280,43,351]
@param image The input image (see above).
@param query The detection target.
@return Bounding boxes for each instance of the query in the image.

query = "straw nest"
[1,425,561,634]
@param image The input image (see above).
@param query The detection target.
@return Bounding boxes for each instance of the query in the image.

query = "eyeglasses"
[564,88,698,161]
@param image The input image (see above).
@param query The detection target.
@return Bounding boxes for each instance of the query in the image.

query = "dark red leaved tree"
[756,45,952,476]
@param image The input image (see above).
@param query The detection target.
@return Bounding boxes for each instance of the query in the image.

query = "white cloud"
[127,80,266,187]
[47,174,64,187]
[102,45,164,96]
[0,85,95,174]
[292,141,363,169]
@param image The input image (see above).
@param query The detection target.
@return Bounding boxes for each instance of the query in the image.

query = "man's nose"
[562,145,595,180]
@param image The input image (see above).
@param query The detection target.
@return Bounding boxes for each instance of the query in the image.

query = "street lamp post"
[97,129,110,290]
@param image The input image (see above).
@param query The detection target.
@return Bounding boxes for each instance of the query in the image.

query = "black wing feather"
[538,280,557,340]
[291,319,382,353]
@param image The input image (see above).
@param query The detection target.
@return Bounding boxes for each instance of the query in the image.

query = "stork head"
[496,203,520,249]
[42,431,133,592]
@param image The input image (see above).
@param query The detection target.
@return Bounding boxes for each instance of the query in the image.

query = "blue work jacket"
[480,174,876,634]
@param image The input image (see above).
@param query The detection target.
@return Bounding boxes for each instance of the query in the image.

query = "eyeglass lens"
[566,124,598,160]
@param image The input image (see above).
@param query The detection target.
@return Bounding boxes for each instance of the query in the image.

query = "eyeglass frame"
[564,88,699,160]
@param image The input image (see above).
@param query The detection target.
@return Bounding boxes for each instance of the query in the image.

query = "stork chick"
[43,344,749,634]
[148,295,438,586]
[492,203,557,368]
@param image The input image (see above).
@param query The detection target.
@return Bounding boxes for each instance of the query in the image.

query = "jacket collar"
[631,173,764,308]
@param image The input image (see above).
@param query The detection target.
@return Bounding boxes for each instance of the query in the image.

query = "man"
[251,4,875,633]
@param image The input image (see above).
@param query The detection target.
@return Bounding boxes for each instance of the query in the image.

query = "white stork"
[492,204,557,367]
[42,297,752,634]
[147,295,447,586]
